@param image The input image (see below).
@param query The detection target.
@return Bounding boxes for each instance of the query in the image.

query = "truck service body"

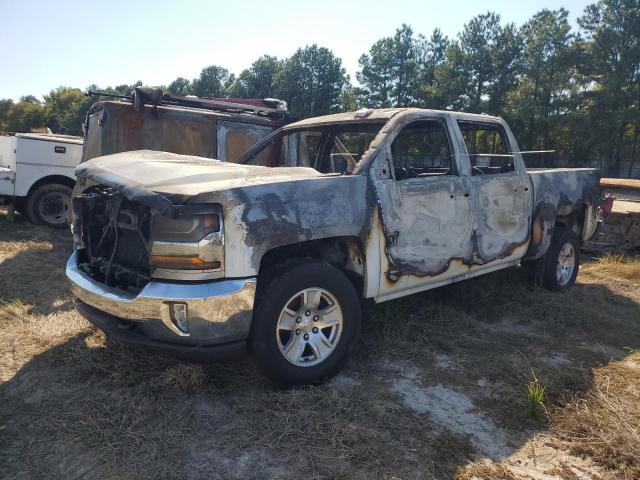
[0,133,82,226]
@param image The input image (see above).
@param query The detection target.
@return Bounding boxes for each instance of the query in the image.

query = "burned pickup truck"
[66,108,601,385]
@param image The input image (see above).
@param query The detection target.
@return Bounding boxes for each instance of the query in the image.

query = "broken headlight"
[150,204,224,274]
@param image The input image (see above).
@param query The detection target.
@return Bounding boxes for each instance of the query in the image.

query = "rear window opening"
[458,121,515,175]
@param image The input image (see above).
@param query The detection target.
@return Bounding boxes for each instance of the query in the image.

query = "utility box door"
[14,135,83,196]
[217,121,273,162]
[0,136,17,196]
[0,136,16,170]
[0,170,15,196]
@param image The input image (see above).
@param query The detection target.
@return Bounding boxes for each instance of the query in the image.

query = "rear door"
[456,120,532,265]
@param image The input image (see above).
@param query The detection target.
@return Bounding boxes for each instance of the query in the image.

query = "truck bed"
[527,168,601,213]
[525,167,601,259]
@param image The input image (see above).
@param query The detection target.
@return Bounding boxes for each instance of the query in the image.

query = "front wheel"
[251,259,361,386]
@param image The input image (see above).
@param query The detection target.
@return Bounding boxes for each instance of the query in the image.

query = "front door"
[376,117,475,298]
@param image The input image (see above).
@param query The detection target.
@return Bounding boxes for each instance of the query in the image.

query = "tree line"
[1,0,638,177]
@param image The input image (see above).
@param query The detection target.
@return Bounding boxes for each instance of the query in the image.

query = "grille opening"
[74,185,152,292]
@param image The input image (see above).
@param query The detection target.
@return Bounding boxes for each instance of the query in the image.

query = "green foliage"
[192,65,232,98]
[504,9,576,152]
[43,87,86,135]
[4,96,46,134]
[167,77,193,96]
[459,12,505,112]
[273,44,348,118]
[228,55,281,99]
[339,85,368,111]
[527,370,546,419]
[0,99,15,133]
[577,0,640,176]
[357,24,422,107]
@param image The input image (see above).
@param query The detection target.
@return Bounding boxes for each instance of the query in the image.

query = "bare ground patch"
[1,211,639,479]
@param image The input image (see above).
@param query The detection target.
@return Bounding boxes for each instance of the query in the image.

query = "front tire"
[251,259,361,387]
[26,183,72,228]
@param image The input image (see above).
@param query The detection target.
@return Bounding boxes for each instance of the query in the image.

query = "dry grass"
[1,208,640,479]
[454,356,640,479]
[593,254,640,282]
[455,460,518,480]
[550,356,640,478]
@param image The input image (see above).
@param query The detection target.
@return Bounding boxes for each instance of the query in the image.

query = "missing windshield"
[240,122,385,174]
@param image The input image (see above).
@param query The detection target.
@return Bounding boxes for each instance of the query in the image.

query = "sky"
[0,0,595,102]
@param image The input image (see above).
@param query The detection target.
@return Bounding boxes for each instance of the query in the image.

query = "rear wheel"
[27,183,72,228]
[524,226,580,291]
[251,259,361,386]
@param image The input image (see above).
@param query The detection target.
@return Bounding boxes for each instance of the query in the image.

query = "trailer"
[583,178,640,252]
[0,133,83,227]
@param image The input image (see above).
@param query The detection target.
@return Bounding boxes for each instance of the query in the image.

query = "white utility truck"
[0,133,83,227]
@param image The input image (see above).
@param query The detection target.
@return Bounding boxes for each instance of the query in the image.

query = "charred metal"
[73,185,152,291]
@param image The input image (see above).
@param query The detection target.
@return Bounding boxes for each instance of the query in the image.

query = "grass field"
[1,209,639,479]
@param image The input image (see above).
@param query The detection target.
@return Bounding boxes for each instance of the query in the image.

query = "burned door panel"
[376,176,474,285]
[465,173,532,261]
[456,120,532,265]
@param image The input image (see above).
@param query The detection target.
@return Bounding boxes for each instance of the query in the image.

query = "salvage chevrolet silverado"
[66,108,601,386]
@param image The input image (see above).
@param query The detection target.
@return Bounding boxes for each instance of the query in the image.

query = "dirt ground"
[1,209,639,480]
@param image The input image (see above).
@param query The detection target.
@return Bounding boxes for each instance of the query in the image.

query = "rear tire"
[26,183,72,228]
[524,226,580,292]
[251,259,361,387]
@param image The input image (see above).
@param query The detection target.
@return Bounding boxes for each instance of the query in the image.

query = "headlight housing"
[149,204,224,278]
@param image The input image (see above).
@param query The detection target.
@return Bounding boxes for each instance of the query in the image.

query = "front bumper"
[66,251,256,358]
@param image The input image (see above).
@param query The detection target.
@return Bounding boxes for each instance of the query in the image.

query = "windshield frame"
[235,119,388,175]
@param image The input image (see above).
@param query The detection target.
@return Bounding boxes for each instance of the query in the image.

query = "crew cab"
[66,108,601,385]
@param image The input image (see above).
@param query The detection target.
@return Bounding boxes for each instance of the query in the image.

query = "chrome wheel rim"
[38,192,69,225]
[556,242,576,286]
[276,287,343,367]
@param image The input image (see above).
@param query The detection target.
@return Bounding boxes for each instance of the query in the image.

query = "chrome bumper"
[66,251,256,345]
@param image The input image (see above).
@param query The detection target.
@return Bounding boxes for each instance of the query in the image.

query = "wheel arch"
[25,174,76,199]
[525,202,590,261]
[258,236,366,297]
